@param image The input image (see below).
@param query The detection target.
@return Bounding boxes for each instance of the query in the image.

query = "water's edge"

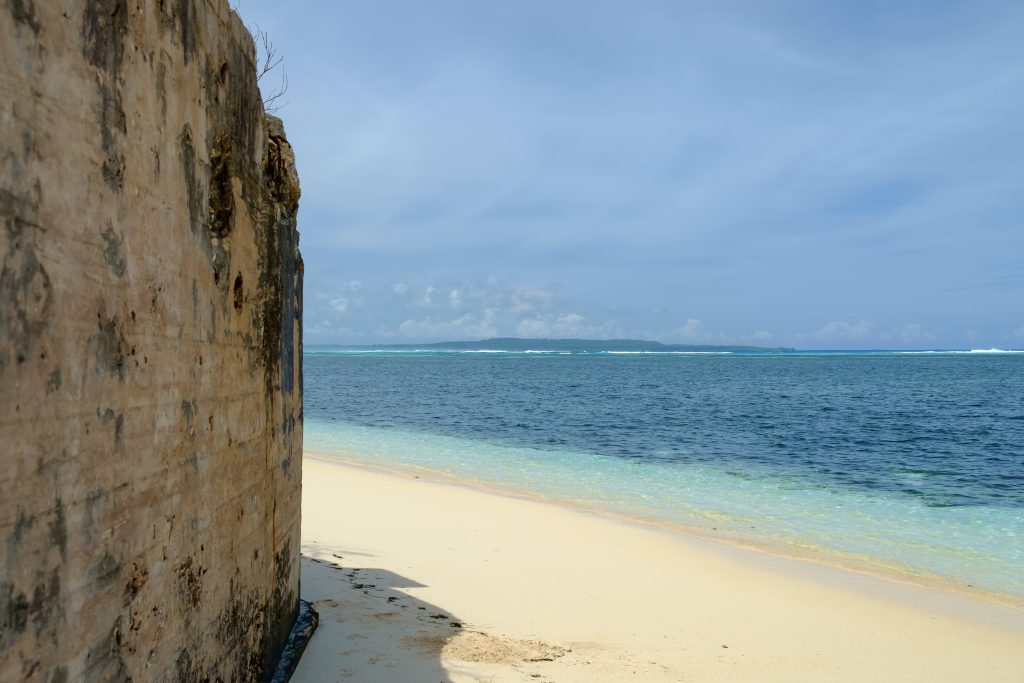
[304,352,1024,602]
[303,439,1023,612]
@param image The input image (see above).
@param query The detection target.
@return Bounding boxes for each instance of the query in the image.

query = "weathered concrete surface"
[0,1,303,680]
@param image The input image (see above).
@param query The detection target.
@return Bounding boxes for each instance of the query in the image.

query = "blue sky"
[238,0,1023,348]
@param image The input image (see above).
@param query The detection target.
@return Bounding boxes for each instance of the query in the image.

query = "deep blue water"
[303,349,1024,595]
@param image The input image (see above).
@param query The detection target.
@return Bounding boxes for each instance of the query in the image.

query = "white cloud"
[307,275,590,341]
[662,319,724,343]
[811,320,874,340]
[517,312,582,337]
[753,330,774,340]
[328,297,348,314]
[398,309,498,339]
[414,285,438,308]
[1014,325,1024,339]
[516,312,617,338]
[303,319,355,340]
[672,319,706,339]
[509,301,533,314]
[882,323,935,344]
[515,318,550,337]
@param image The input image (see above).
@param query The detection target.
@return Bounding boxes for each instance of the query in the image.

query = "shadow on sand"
[292,549,463,682]
[293,546,570,682]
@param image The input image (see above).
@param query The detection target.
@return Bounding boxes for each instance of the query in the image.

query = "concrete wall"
[0,1,303,680]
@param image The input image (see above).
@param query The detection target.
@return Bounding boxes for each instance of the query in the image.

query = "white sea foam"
[308,348,736,356]
[307,349,432,354]
[968,348,1024,354]
[896,350,954,354]
[308,347,1024,356]
[308,348,515,354]
[602,351,733,355]
[894,349,1024,355]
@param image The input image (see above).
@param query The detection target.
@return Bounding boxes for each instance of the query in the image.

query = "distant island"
[311,338,795,353]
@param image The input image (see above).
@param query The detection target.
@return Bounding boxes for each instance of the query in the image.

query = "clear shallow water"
[303,349,1024,596]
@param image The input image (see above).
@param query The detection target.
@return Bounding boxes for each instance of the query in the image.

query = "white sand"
[293,454,1024,682]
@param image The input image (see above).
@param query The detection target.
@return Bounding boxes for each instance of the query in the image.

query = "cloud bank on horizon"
[240,0,1024,348]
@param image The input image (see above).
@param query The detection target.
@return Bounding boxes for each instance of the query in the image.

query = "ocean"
[303,348,1024,598]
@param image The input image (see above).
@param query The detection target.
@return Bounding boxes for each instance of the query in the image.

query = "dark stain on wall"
[256,119,302,399]
[216,580,269,680]
[0,186,53,375]
[176,557,204,612]
[180,399,195,423]
[5,0,41,35]
[99,223,126,277]
[98,407,124,446]
[48,499,67,561]
[220,43,262,204]
[12,508,36,545]
[46,367,62,393]
[1,568,61,641]
[207,133,235,292]
[83,489,106,544]
[95,74,126,190]
[156,59,168,123]
[174,646,199,682]
[175,0,196,63]
[124,562,148,601]
[89,312,128,382]
[208,134,234,239]
[88,551,121,591]
[83,616,127,683]
[0,242,52,368]
[82,0,127,75]
[253,539,299,680]
[82,0,128,190]
[156,0,197,66]
[233,272,244,312]
[179,125,203,236]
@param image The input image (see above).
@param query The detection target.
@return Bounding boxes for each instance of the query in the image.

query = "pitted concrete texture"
[1,1,303,680]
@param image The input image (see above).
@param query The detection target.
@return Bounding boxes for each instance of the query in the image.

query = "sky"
[237,0,1024,349]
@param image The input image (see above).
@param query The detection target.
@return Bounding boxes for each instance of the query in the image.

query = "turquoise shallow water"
[304,349,1024,596]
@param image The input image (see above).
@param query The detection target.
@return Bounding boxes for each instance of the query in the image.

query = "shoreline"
[295,453,1024,682]
[304,449,1024,613]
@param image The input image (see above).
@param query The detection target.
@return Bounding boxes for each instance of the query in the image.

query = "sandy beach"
[294,453,1024,682]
